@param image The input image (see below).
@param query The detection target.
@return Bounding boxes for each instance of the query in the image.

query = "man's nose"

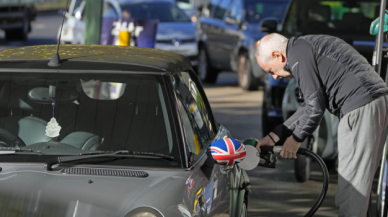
[272,74,278,80]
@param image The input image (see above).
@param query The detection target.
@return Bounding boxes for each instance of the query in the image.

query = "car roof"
[0,44,193,73]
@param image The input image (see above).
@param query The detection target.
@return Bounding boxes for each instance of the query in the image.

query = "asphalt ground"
[0,12,380,217]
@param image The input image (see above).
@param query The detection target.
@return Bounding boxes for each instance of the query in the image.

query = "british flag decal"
[209,138,247,166]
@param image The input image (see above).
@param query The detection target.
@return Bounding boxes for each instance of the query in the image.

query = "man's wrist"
[291,134,303,143]
[269,132,280,143]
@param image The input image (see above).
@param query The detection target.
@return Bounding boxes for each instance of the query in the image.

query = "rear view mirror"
[224,15,239,25]
[28,87,79,104]
[260,17,278,33]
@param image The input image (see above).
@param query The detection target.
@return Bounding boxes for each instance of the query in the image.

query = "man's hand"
[255,132,279,153]
[280,136,301,158]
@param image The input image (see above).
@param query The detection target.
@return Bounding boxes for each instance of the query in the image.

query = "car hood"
[0,164,190,217]
[157,22,195,40]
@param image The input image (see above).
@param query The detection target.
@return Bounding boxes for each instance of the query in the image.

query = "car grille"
[62,168,149,177]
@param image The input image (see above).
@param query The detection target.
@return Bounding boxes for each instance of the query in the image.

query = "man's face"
[257,52,293,80]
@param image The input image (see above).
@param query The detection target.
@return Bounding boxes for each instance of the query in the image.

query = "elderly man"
[256,33,388,216]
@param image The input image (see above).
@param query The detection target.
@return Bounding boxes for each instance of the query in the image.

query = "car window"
[227,0,243,23]
[213,0,232,19]
[245,0,289,23]
[120,2,190,22]
[201,0,220,18]
[172,72,213,159]
[0,72,180,168]
[103,3,118,18]
[71,0,84,16]
[282,0,380,37]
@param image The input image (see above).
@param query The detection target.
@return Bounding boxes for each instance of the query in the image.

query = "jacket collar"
[283,37,296,73]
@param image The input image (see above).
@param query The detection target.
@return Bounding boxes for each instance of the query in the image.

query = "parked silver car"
[0,44,249,217]
[282,78,338,182]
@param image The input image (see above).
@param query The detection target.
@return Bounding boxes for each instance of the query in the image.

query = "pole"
[84,0,103,44]
[374,0,387,75]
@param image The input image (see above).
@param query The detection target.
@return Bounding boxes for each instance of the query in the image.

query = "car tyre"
[197,45,218,83]
[261,99,283,137]
[238,53,258,91]
[5,15,29,41]
[294,136,312,182]
[240,201,247,217]
[262,100,271,137]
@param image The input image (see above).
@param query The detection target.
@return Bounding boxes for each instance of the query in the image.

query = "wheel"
[240,201,247,217]
[238,53,258,91]
[294,136,312,182]
[261,100,271,137]
[325,157,338,174]
[0,128,26,147]
[261,100,283,138]
[197,45,218,83]
[5,14,28,41]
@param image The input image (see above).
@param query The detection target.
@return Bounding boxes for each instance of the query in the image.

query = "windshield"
[245,0,289,23]
[282,0,380,37]
[0,72,180,168]
[120,2,190,22]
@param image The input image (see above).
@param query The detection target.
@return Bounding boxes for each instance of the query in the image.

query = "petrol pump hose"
[242,138,329,217]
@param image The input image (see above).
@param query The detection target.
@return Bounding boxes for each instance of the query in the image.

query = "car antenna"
[48,0,71,67]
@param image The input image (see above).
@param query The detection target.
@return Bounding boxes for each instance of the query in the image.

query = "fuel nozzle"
[242,137,278,169]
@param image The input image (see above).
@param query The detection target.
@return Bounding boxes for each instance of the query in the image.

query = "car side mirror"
[260,18,278,33]
[208,138,260,170]
[224,15,239,25]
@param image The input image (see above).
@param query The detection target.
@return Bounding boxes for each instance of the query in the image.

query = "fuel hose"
[259,145,329,217]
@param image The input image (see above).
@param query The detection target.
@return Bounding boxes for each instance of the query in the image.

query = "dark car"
[0,45,250,217]
[262,0,385,137]
[196,0,290,90]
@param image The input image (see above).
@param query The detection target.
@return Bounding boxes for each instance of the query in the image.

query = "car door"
[171,71,236,216]
[222,0,244,69]
[210,0,233,68]
[200,0,222,63]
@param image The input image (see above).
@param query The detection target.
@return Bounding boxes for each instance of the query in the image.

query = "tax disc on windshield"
[238,145,260,171]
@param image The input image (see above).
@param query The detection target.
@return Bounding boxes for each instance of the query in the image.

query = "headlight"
[125,207,163,217]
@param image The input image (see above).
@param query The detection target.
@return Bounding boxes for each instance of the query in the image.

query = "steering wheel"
[0,128,26,147]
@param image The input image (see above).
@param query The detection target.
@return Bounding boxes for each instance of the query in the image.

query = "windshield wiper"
[0,147,42,154]
[44,150,175,171]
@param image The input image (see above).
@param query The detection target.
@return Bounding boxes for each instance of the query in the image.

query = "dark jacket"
[273,35,388,142]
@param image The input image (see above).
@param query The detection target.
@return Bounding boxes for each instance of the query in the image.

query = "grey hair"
[256,33,288,64]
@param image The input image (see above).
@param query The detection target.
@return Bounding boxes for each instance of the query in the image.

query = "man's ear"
[271,52,283,61]
[272,51,287,63]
